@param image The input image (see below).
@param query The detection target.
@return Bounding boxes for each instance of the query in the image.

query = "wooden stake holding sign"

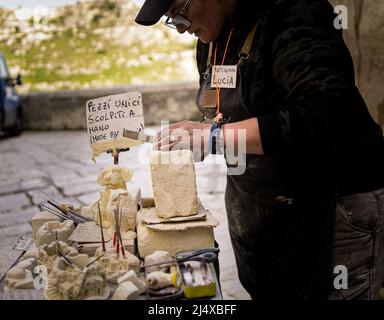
[86,92,145,161]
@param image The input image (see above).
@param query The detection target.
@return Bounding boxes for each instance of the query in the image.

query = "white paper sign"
[211,65,237,89]
[86,92,144,147]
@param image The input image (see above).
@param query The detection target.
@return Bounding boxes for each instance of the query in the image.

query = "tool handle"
[176,247,219,262]
[188,252,218,263]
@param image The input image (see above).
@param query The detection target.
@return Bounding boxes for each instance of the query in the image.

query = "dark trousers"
[226,177,384,299]
[327,188,384,299]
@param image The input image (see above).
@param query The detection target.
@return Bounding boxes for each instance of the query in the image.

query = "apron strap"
[205,21,260,73]
[239,22,259,60]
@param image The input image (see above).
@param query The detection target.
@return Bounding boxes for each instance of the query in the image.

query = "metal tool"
[47,200,89,223]
[113,209,120,258]
[85,253,105,268]
[113,207,125,258]
[40,189,91,223]
[39,204,69,221]
[55,235,80,270]
[117,200,126,258]
[39,203,88,226]
[123,129,155,143]
[97,202,106,252]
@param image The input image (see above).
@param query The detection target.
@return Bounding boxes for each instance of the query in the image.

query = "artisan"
[135,0,384,299]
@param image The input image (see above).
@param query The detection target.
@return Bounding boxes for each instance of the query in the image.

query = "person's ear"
[121,168,133,182]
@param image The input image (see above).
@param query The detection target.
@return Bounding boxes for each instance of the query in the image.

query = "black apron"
[196,29,335,299]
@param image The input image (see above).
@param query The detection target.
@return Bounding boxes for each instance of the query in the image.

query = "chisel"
[123,129,155,143]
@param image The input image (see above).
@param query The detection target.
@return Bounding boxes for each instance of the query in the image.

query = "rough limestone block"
[150,150,198,219]
[137,222,215,258]
[112,281,140,300]
[31,211,61,239]
[117,270,146,294]
[36,220,74,247]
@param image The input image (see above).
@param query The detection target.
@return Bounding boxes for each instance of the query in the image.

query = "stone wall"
[330,0,384,127]
[21,82,200,130]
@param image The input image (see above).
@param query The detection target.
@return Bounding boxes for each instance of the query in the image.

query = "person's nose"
[176,25,187,34]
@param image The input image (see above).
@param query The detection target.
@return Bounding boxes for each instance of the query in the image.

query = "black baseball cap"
[135,0,175,26]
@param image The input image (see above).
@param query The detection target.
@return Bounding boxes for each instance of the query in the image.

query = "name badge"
[211,65,237,89]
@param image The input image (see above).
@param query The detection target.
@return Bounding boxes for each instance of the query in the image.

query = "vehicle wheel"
[9,106,23,136]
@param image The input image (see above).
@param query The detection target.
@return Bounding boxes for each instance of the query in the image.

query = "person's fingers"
[154,140,193,152]
[155,127,179,143]
[154,136,178,150]
[159,141,178,151]
[155,122,190,143]
[155,129,169,143]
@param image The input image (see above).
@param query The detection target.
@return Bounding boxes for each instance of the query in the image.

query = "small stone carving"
[4,258,37,290]
[45,256,109,300]
[106,188,140,234]
[36,220,74,247]
[94,246,140,282]
[38,241,78,273]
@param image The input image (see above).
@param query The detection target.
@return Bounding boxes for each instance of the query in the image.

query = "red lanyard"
[212,27,234,118]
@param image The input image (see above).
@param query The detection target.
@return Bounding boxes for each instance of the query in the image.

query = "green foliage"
[0,1,196,93]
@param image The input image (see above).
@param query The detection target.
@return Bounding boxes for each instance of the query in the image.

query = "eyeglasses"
[165,0,192,30]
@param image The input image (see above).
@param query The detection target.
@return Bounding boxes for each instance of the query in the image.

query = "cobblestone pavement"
[0,131,250,300]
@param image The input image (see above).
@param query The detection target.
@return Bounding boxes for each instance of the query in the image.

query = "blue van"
[0,54,23,136]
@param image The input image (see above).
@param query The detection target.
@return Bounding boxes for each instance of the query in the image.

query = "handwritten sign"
[211,65,237,89]
[86,92,144,155]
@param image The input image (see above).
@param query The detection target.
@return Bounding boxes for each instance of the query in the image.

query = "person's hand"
[154,120,211,160]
